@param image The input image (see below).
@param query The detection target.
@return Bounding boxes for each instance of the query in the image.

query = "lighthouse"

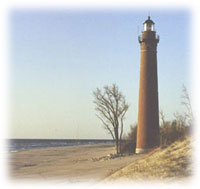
[136,16,160,154]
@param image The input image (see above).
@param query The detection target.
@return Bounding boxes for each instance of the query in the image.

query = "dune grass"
[106,137,192,182]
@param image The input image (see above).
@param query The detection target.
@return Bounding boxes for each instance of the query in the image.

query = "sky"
[9,9,190,139]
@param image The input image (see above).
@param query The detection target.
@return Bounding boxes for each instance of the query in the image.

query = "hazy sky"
[10,9,190,139]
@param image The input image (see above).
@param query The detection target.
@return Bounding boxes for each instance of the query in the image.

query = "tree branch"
[96,114,115,140]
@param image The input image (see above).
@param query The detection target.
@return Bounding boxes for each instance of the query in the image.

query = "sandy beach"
[8,144,141,183]
[8,138,192,184]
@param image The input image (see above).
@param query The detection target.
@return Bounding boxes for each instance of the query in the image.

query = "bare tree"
[181,85,194,126]
[160,109,166,126]
[93,84,129,154]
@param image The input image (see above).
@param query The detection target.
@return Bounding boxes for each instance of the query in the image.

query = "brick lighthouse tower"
[136,16,160,154]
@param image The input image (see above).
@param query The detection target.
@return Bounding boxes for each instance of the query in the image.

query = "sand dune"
[105,137,192,182]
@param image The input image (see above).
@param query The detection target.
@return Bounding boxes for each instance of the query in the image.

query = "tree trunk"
[119,139,121,154]
[115,128,119,154]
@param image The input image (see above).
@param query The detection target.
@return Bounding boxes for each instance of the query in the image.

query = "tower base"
[135,148,152,154]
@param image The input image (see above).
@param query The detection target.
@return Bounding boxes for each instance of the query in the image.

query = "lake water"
[8,139,114,152]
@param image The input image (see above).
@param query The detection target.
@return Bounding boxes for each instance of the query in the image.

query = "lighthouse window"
[151,24,154,31]
[144,23,154,31]
[144,23,147,31]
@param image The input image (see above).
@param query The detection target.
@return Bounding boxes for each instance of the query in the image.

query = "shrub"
[120,107,192,154]
[160,112,191,147]
[120,124,137,154]
[120,114,191,154]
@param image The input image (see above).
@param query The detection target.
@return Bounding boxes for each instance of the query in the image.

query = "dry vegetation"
[106,137,192,181]
[121,85,193,154]
[109,85,193,181]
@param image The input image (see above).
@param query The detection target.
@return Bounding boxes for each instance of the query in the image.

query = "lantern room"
[143,16,155,31]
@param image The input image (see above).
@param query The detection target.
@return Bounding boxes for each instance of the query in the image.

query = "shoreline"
[9,142,114,153]
[8,139,114,152]
[8,143,138,183]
